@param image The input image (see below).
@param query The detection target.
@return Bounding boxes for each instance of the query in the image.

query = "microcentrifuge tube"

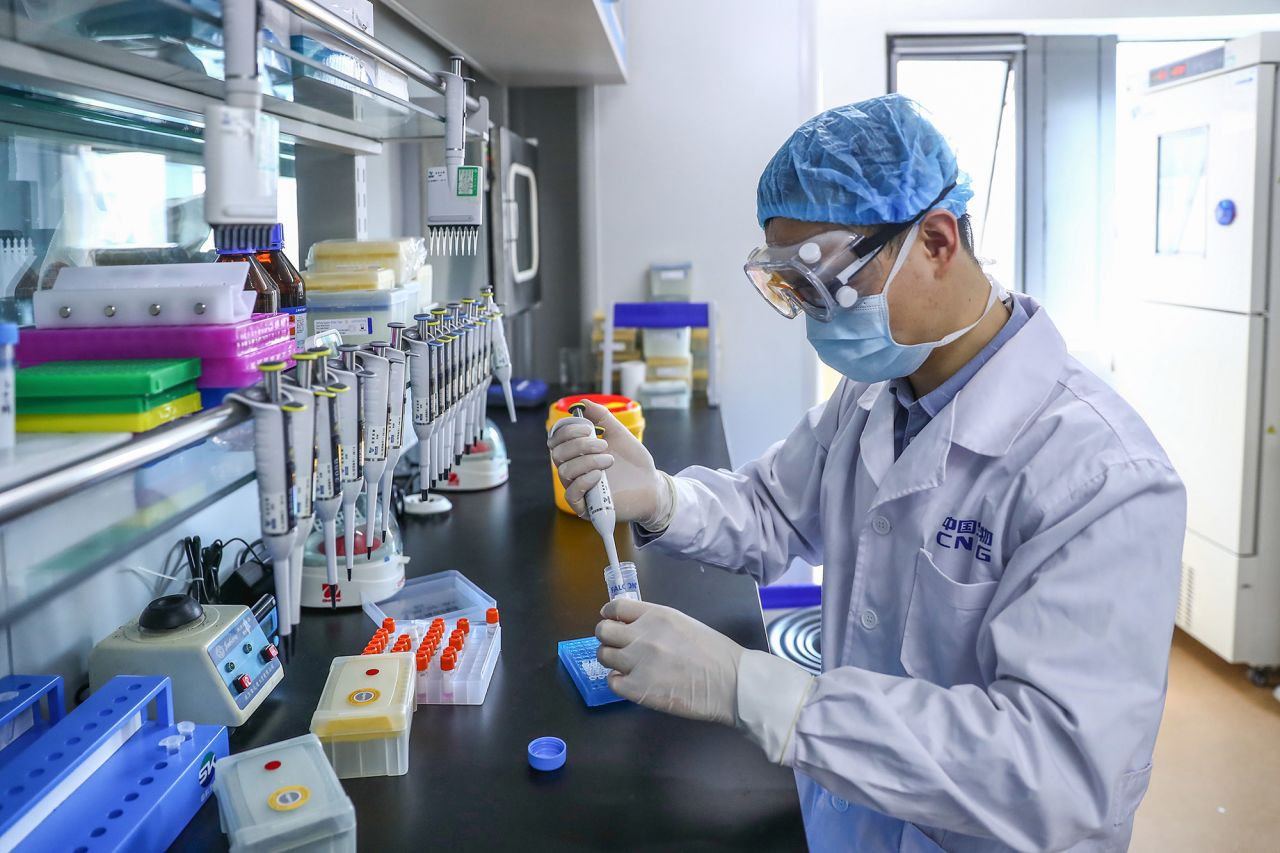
[160,735,184,755]
[177,721,196,741]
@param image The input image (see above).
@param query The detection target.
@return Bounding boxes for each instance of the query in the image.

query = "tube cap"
[527,737,566,772]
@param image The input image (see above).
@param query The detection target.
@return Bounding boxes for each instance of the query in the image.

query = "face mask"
[805,224,998,383]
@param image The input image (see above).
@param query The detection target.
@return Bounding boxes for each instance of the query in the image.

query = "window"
[890,36,1021,290]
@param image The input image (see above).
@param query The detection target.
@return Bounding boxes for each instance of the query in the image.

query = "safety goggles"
[743,182,956,322]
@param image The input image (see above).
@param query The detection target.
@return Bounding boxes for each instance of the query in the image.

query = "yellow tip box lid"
[310,653,415,742]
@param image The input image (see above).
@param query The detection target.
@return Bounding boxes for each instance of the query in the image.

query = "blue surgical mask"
[805,224,997,383]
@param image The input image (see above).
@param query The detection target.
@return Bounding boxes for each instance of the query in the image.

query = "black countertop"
[176,399,805,851]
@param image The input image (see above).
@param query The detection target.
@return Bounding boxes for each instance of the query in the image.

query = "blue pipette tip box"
[557,637,626,707]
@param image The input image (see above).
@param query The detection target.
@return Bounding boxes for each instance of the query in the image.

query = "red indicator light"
[1172,64,1186,76]
[1156,69,1167,81]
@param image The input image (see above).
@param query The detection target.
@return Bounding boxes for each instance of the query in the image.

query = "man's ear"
[918,209,961,275]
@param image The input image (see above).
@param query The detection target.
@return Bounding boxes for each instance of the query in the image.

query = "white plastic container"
[307,285,411,344]
[618,360,646,399]
[637,380,692,410]
[648,263,693,301]
[642,327,692,360]
[212,733,356,853]
[310,653,415,778]
[363,569,496,631]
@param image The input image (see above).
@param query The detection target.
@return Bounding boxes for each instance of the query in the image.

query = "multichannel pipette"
[284,352,320,634]
[567,402,623,576]
[355,347,390,558]
[228,361,298,656]
[309,346,344,609]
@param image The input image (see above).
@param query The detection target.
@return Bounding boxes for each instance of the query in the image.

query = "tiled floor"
[1131,630,1280,852]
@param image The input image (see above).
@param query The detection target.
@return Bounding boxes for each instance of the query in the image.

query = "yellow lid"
[310,653,414,741]
[281,403,305,413]
[293,351,321,361]
[327,384,349,394]
[257,361,287,373]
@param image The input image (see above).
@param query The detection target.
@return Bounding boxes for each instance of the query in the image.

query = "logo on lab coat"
[935,517,993,562]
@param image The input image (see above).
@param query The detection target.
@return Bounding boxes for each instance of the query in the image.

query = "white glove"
[596,598,742,725]
[547,399,675,529]
[596,598,817,764]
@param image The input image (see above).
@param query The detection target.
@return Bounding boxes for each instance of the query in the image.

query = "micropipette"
[333,345,366,580]
[284,352,320,633]
[483,288,517,424]
[227,361,298,657]
[380,323,410,544]
[0,323,17,452]
[567,401,623,574]
[355,347,390,558]
[308,345,344,608]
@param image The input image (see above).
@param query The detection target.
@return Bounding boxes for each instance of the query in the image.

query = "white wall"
[580,0,819,466]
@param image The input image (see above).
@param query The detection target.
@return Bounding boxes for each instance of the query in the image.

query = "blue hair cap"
[756,94,973,228]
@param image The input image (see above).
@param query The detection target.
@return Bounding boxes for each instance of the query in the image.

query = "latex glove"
[596,598,743,724]
[597,598,817,763]
[547,399,675,529]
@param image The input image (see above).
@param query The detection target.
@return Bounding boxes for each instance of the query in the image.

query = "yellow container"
[546,394,645,516]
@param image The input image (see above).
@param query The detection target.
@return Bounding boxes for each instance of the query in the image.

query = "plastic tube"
[604,561,642,602]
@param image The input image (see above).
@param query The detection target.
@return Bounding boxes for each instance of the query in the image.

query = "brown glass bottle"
[255,225,307,346]
[216,250,280,314]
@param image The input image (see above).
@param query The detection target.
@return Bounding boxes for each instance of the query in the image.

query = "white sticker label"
[426,167,448,184]
[659,269,686,281]
[655,366,690,378]
[314,317,372,335]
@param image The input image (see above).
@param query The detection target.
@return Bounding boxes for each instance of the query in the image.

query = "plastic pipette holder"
[558,637,626,707]
[0,675,228,852]
[0,674,65,769]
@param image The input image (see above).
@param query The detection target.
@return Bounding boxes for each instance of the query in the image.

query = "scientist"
[548,95,1186,852]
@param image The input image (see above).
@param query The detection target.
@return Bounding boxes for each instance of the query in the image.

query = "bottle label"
[280,305,308,347]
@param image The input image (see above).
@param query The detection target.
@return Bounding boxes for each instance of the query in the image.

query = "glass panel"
[0,89,298,324]
[0,420,255,628]
[1155,126,1209,256]
[5,0,455,141]
[894,58,1018,288]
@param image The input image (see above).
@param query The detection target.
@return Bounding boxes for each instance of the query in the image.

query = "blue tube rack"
[0,675,228,852]
[0,674,66,772]
[558,637,626,707]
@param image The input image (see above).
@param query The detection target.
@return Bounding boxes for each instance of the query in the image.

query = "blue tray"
[0,674,65,772]
[558,637,625,707]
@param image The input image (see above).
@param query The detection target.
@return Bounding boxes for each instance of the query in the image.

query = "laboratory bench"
[175,398,806,851]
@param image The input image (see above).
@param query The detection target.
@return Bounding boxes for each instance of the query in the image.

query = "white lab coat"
[641,295,1186,852]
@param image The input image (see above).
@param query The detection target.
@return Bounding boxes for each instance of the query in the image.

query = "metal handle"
[508,162,540,284]
[0,402,251,526]
[277,0,482,114]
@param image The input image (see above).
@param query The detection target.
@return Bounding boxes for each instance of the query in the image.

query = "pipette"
[284,352,320,633]
[379,324,410,545]
[333,345,366,580]
[227,362,298,657]
[482,287,517,423]
[567,401,623,574]
[308,346,344,608]
[355,347,390,558]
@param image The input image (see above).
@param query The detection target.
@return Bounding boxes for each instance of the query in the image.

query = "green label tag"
[456,166,480,197]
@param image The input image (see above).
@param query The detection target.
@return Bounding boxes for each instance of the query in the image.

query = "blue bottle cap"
[0,323,18,345]
[265,223,285,251]
[527,736,566,772]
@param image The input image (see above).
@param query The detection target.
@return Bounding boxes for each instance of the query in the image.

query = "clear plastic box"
[309,653,415,778]
[642,327,692,360]
[412,621,501,705]
[213,733,356,853]
[307,285,411,345]
[363,569,495,631]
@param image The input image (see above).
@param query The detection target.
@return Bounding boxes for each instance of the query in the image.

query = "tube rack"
[558,637,626,707]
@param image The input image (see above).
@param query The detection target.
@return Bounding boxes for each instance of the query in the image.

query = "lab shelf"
[0,0,485,154]
[0,405,256,630]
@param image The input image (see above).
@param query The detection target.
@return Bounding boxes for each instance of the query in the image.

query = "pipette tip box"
[310,653,415,779]
[0,675,228,853]
[212,734,356,853]
[558,637,626,707]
